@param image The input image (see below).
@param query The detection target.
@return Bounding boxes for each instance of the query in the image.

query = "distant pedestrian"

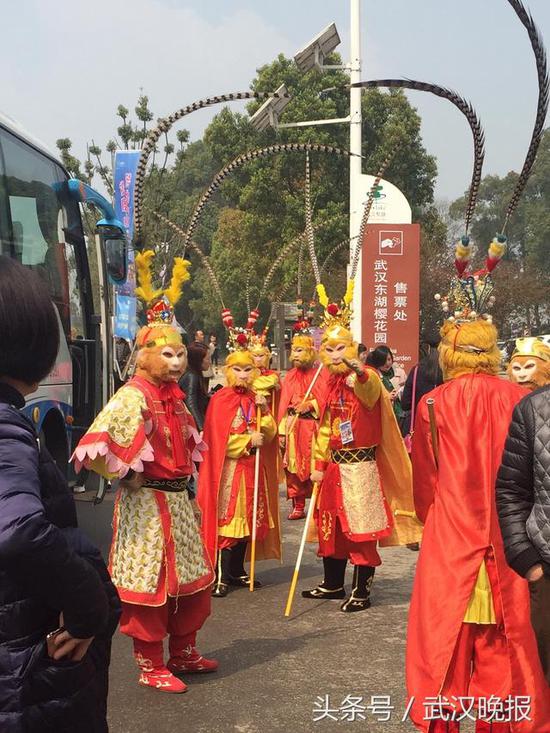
[0,256,120,732]
[180,343,211,432]
[365,345,406,419]
[209,334,219,372]
[114,337,132,390]
[400,333,443,438]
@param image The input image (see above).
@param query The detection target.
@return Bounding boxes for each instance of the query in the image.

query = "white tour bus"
[0,111,126,484]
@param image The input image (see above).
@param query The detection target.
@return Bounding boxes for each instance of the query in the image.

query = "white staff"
[249,404,263,592]
[284,482,320,617]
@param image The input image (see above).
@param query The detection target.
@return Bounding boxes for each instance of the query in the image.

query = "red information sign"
[361,223,421,373]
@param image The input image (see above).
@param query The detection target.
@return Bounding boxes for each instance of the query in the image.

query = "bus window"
[64,238,85,338]
[0,142,12,247]
[0,127,76,335]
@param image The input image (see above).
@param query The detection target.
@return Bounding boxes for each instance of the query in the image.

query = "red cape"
[198,386,245,564]
[197,386,281,565]
[407,374,550,731]
[277,364,329,422]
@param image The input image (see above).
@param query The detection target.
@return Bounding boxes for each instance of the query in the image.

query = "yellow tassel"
[316,283,329,307]
[488,240,505,258]
[135,250,162,304]
[163,258,191,306]
[343,278,355,306]
[455,243,471,260]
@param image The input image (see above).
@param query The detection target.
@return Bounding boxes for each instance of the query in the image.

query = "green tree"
[58,56,439,340]
[55,138,83,179]
[184,53,437,329]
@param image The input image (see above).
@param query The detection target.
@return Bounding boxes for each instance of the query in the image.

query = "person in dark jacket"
[400,335,444,436]
[496,384,550,684]
[365,346,406,419]
[0,256,120,732]
[179,342,211,432]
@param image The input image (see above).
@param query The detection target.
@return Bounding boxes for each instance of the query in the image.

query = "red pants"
[428,623,512,733]
[285,470,312,501]
[318,517,381,566]
[442,622,511,701]
[121,589,211,668]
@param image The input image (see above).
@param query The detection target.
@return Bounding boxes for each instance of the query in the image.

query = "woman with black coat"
[0,257,120,733]
[400,338,444,436]
[179,342,211,432]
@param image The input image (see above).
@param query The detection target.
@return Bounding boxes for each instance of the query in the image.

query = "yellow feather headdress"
[134,249,191,327]
[316,279,355,330]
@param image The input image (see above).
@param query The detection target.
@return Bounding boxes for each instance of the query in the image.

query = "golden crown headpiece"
[316,279,355,330]
[511,337,550,362]
[435,235,506,323]
[292,317,312,336]
[221,307,262,352]
[249,328,268,349]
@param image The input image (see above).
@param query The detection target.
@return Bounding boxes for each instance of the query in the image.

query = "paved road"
[77,493,419,733]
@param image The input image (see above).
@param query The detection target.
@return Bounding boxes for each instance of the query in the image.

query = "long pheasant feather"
[502,0,549,230]
[353,79,485,234]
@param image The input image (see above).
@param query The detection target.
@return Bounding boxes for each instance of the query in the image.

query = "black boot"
[340,565,375,612]
[228,541,262,588]
[302,557,347,599]
[212,548,232,597]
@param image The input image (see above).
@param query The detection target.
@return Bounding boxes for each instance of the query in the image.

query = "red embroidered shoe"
[167,645,219,675]
[288,497,306,520]
[138,666,188,693]
[288,506,306,520]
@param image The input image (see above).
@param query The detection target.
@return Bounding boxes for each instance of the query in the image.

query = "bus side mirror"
[103,234,127,284]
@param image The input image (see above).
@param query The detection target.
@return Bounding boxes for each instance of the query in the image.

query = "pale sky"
[2,0,550,202]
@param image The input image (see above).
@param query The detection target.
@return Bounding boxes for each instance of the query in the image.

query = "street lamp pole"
[349,0,363,339]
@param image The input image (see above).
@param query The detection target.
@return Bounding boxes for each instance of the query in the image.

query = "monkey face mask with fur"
[507,337,550,390]
[319,326,357,375]
[135,325,188,385]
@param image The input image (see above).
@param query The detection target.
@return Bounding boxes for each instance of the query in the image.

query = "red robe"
[313,369,420,554]
[278,364,329,486]
[407,374,550,732]
[198,386,281,565]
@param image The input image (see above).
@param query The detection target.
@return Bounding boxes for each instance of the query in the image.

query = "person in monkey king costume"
[278,321,328,520]
[406,238,550,732]
[507,336,550,391]
[301,282,420,612]
[73,252,216,694]
[198,334,281,598]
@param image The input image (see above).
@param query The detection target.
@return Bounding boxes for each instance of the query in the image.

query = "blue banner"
[114,150,140,241]
[113,151,140,312]
[114,294,137,340]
